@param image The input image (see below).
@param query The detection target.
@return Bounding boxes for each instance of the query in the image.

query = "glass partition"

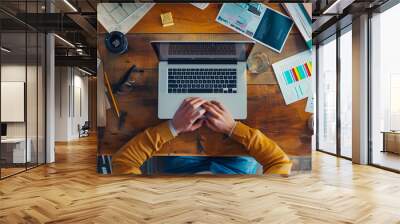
[1,31,28,177]
[0,1,46,179]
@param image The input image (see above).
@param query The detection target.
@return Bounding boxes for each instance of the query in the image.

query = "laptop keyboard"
[168,68,237,93]
[169,43,236,56]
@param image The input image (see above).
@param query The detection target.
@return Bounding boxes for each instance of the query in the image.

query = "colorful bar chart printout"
[272,50,312,105]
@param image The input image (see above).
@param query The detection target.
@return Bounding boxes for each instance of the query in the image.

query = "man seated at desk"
[112,97,292,175]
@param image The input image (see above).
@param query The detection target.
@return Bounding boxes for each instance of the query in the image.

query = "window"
[339,29,352,158]
[317,37,337,154]
[316,26,353,159]
[389,74,400,130]
[370,3,400,171]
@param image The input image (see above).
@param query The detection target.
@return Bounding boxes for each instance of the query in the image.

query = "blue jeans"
[141,156,261,175]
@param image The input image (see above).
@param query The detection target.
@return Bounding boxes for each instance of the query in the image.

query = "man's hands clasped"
[171,97,236,135]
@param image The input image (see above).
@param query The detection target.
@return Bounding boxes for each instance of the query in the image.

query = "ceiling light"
[54,34,75,48]
[78,67,93,76]
[1,47,11,53]
[63,0,78,12]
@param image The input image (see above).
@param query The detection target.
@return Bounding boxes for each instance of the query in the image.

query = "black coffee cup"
[105,31,128,54]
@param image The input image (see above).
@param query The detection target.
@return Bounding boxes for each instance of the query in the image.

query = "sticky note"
[160,12,174,27]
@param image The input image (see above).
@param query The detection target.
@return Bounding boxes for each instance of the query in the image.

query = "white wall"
[55,66,69,141]
[72,73,89,138]
[54,67,89,141]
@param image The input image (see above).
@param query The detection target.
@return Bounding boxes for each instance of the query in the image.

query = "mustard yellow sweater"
[112,121,292,175]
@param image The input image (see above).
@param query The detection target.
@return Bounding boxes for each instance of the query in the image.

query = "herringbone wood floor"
[1,135,400,224]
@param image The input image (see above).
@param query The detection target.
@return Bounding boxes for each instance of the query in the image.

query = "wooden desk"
[1,138,32,164]
[98,3,312,171]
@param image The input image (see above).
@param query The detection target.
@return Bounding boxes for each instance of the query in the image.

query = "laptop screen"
[151,41,254,61]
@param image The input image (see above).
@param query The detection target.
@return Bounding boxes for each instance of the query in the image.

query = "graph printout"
[272,50,312,105]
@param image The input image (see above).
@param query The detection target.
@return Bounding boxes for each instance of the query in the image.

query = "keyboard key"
[188,89,213,93]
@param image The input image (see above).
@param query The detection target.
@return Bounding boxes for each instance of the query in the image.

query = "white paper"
[272,50,312,105]
[191,3,209,10]
[305,96,314,113]
[97,3,154,34]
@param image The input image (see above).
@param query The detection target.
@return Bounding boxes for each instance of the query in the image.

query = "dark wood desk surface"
[98,3,312,169]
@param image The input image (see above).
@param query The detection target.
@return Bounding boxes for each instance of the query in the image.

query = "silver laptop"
[151,41,254,119]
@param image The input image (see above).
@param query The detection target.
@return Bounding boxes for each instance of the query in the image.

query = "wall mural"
[96,3,313,176]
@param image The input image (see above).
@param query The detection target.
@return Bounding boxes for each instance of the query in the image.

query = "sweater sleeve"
[230,122,293,175]
[112,121,175,175]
